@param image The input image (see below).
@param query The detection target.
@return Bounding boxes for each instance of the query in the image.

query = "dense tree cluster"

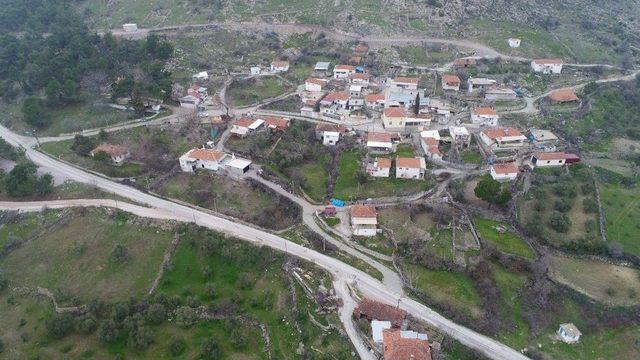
[0,1,174,127]
[2,161,53,198]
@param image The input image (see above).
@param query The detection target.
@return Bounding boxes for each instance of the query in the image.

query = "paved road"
[0,125,529,360]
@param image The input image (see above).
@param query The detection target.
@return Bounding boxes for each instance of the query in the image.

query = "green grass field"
[404,263,483,319]
[297,154,330,202]
[599,183,640,256]
[333,150,428,200]
[475,218,535,259]
[0,209,172,304]
[227,77,292,107]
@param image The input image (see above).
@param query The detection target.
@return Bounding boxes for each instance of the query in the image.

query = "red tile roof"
[532,152,569,161]
[549,88,579,102]
[492,163,518,174]
[393,76,420,84]
[91,143,129,157]
[186,148,226,162]
[350,205,377,218]
[442,74,461,85]
[482,127,524,140]
[306,78,327,86]
[350,73,370,80]
[234,117,257,128]
[335,64,356,71]
[368,132,393,143]
[271,60,289,67]
[323,91,350,102]
[365,93,385,103]
[453,58,477,66]
[376,158,392,169]
[315,123,347,133]
[396,157,423,169]
[354,298,406,327]
[264,117,290,130]
[384,107,406,118]
[473,107,498,116]
[383,330,432,360]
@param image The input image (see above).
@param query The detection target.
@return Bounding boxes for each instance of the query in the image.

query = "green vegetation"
[460,150,483,165]
[475,218,535,259]
[159,172,301,230]
[404,263,483,319]
[599,183,640,256]
[333,150,430,200]
[1,162,53,198]
[474,174,512,207]
[227,77,292,107]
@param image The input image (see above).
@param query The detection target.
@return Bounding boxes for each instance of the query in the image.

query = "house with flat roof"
[557,323,581,344]
[179,148,251,176]
[468,77,497,93]
[389,77,420,90]
[449,126,471,147]
[531,59,563,74]
[230,118,264,137]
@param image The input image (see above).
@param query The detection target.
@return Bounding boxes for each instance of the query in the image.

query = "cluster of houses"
[354,298,432,360]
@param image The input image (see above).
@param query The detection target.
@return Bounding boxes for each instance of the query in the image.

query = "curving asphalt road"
[0,124,529,360]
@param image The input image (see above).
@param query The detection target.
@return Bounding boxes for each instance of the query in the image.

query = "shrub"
[549,212,571,233]
[200,337,221,359]
[46,313,75,339]
[174,306,197,328]
[145,303,166,325]
[204,283,217,299]
[97,320,119,343]
[583,198,599,213]
[554,199,572,213]
[109,244,129,263]
[169,338,186,356]
[77,315,98,334]
[71,135,96,157]
[0,276,7,293]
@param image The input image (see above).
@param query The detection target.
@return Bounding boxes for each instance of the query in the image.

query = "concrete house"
[366,157,392,178]
[305,78,327,92]
[320,91,350,109]
[90,143,130,165]
[508,38,521,48]
[230,117,265,137]
[389,77,420,90]
[371,320,392,343]
[404,113,432,131]
[396,157,426,179]
[480,127,527,150]
[333,65,357,79]
[382,107,407,130]
[490,163,519,181]
[122,23,138,32]
[179,148,251,176]
[421,136,442,161]
[349,73,371,87]
[485,88,517,101]
[471,107,500,126]
[350,205,378,237]
[192,71,209,83]
[557,323,581,344]
[531,59,563,74]
[449,126,471,147]
[250,66,262,75]
[314,61,331,76]
[263,117,290,132]
[365,93,385,108]
[441,74,461,91]
[530,152,580,168]
[315,124,347,146]
[468,77,497,94]
[453,58,476,68]
[367,132,394,153]
[270,60,290,73]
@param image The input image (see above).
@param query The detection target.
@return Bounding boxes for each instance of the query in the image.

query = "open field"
[0,208,171,304]
[227,77,293,107]
[333,150,429,201]
[599,183,640,256]
[474,218,535,259]
[549,255,640,306]
[404,262,483,319]
[0,102,132,137]
[158,172,300,230]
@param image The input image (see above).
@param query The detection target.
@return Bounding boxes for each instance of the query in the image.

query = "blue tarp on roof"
[330,198,346,207]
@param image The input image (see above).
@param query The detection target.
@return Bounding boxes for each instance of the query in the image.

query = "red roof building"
[383,330,432,360]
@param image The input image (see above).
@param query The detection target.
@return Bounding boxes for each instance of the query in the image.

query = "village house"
[396,157,426,179]
[250,66,262,75]
[485,88,518,101]
[441,74,461,91]
[531,59,563,74]
[349,84,363,97]
[530,152,580,168]
[123,23,138,32]
[365,93,385,108]
[315,123,347,146]
[90,143,130,165]
[490,162,519,181]
[389,77,420,90]
[404,113,432,131]
[350,205,378,237]
[179,148,251,176]
[382,329,432,360]
[420,130,442,161]
[367,132,394,153]
[314,61,331,76]
[530,129,559,150]
[230,117,265,137]
[480,127,527,149]
[386,90,420,109]
[188,84,208,99]
[449,126,471,147]
[453,58,477,68]
[557,323,581,344]
[382,107,407,130]
[263,117,290,132]
[270,60,290,73]
[427,99,455,118]
[179,94,200,108]
[508,38,521,48]
[471,107,500,126]
[349,73,371,87]
[333,64,357,79]
[468,77,497,94]
[320,91,350,110]
[305,78,328,92]
[366,157,392,178]
[192,71,209,83]
[548,88,579,103]
[353,298,407,328]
